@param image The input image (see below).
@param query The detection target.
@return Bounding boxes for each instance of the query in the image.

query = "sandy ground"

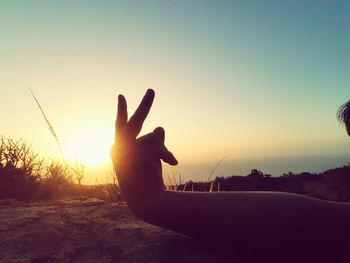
[0,198,242,263]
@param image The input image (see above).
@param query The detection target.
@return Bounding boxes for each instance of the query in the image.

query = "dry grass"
[0,135,120,201]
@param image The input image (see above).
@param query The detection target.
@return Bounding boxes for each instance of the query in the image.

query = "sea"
[165,153,350,183]
[83,153,350,185]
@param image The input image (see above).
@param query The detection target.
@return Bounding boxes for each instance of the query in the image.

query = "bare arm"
[143,190,350,247]
[110,89,350,254]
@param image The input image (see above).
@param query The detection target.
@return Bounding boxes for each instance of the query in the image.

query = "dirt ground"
[0,198,242,263]
[2,198,350,263]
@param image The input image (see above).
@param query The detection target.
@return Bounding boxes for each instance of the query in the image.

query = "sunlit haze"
[1,1,350,183]
[63,129,111,166]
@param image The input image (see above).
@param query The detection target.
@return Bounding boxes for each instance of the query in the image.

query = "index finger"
[125,89,155,139]
[115,94,128,143]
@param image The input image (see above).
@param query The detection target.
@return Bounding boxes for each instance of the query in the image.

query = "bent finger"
[136,132,178,165]
[160,145,178,165]
[153,127,165,143]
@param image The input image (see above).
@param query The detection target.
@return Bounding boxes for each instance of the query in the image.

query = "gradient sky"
[1,1,350,181]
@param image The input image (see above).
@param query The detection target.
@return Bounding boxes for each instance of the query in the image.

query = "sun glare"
[63,129,112,167]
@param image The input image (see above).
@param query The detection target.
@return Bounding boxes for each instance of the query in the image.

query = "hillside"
[177,165,350,202]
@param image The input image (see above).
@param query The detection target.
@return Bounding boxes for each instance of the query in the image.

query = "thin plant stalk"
[207,155,227,182]
[29,89,66,161]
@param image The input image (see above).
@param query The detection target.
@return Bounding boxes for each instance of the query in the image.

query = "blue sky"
[1,1,349,181]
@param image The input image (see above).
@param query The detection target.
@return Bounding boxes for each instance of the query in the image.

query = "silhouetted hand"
[110,89,177,207]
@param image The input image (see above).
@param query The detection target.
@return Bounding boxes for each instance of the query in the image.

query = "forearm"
[140,191,316,234]
[133,190,350,247]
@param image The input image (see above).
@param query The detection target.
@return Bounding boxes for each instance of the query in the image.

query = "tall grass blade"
[29,89,66,161]
[207,155,227,182]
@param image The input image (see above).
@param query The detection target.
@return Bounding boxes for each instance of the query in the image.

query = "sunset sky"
[1,1,350,182]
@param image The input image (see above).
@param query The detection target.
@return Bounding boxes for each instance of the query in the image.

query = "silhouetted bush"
[0,136,120,201]
[38,161,75,199]
[0,136,43,200]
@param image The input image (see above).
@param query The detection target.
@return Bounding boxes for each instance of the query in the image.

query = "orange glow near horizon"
[63,129,112,167]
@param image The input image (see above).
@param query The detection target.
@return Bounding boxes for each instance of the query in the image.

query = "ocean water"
[165,153,350,183]
[83,153,350,185]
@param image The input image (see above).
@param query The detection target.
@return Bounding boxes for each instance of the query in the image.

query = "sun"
[63,129,112,167]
